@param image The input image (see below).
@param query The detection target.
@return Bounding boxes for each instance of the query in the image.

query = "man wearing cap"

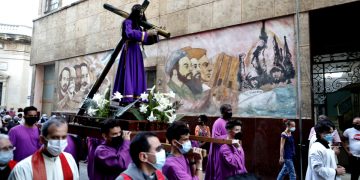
[165,49,194,99]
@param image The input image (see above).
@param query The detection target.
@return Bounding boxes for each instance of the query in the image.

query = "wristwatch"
[196,167,203,171]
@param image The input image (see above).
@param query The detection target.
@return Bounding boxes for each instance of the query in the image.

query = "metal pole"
[294,0,304,179]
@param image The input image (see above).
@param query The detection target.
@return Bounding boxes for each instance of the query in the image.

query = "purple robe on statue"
[205,118,227,180]
[162,154,199,180]
[87,137,104,179]
[113,19,158,103]
[92,140,132,180]
[217,136,247,180]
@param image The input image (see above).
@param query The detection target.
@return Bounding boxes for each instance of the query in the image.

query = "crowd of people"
[0,104,359,180]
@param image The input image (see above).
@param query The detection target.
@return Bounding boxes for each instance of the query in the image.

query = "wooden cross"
[76,0,170,116]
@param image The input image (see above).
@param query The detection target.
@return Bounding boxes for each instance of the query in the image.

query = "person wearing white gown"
[305,120,346,180]
[8,117,79,180]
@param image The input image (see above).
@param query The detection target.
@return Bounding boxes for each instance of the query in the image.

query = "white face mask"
[148,149,166,170]
[179,140,192,154]
[46,139,68,156]
[0,150,13,165]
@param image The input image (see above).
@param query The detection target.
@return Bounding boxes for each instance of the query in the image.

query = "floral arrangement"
[84,86,180,123]
[84,87,111,118]
[135,86,178,123]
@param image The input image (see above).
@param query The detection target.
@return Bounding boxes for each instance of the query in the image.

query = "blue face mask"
[290,127,296,132]
[148,149,166,170]
[324,133,333,142]
[179,140,192,154]
[0,150,13,165]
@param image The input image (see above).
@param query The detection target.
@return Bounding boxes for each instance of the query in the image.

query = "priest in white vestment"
[306,120,346,180]
[8,117,79,180]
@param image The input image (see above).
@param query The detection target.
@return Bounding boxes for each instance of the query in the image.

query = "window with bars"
[45,0,59,13]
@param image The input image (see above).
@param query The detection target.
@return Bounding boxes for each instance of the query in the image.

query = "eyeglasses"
[0,146,16,151]
[26,115,38,118]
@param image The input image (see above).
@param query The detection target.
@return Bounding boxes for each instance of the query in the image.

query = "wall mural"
[57,51,116,112]
[147,16,296,118]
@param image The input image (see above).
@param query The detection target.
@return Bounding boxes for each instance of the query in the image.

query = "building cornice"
[0,24,32,43]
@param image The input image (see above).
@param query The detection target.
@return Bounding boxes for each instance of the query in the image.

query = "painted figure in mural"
[165,49,194,100]
[59,67,70,100]
[198,51,213,84]
[58,66,79,110]
[113,4,159,104]
[243,22,295,90]
[80,63,91,94]
[249,21,269,88]
[272,36,295,84]
[68,67,77,98]
[74,64,82,92]
[184,48,211,97]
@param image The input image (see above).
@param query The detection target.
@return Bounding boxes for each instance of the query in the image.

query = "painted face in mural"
[68,67,76,95]
[60,68,70,93]
[74,66,81,92]
[80,65,90,91]
[249,78,259,89]
[190,58,201,80]
[198,55,212,82]
[270,67,284,84]
[178,56,192,81]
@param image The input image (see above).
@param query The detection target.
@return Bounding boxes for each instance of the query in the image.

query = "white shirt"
[343,127,360,157]
[8,152,79,180]
[305,142,340,180]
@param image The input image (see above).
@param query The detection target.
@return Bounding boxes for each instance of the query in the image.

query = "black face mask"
[354,124,360,130]
[198,121,204,125]
[111,135,124,147]
[234,132,243,140]
[25,117,38,125]
[223,112,233,120]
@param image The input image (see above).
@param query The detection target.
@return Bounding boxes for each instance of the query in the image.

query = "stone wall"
[31,0,359,65]
[30,0,360,118]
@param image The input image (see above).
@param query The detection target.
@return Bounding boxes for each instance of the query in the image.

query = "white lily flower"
[154,92,163,102]
[140,92,149,101]
[165,91,176,98]
[99,99,109,109]
[150,85,156,94]
[93,94,103,105]
[87,107,98,116]
[159,97,171,107]
[139,104,148,113]
[165,108,175,115]
[147,111,157,122]
[166,113,176,123]
[154,105,166,112]
[112,91,123,101]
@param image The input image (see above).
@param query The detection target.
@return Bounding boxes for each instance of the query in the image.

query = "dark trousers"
[350,155,360,180]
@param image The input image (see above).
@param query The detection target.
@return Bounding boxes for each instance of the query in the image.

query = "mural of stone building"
[0,23,32,110]
[30,0,360,179]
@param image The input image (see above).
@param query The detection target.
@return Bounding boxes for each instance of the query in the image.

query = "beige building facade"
[31,0,360,117]
[0,23,32,110]
[30,0,360,178]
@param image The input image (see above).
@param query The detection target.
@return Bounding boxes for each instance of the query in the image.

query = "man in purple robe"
[205,104,233,180]
[64,134,80,165]
[87,137,104,179]
[8,106,41,162]
[162,121,203,180]
[113,4,159,104]
[92,119,132,180]
[217,120,247,179]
